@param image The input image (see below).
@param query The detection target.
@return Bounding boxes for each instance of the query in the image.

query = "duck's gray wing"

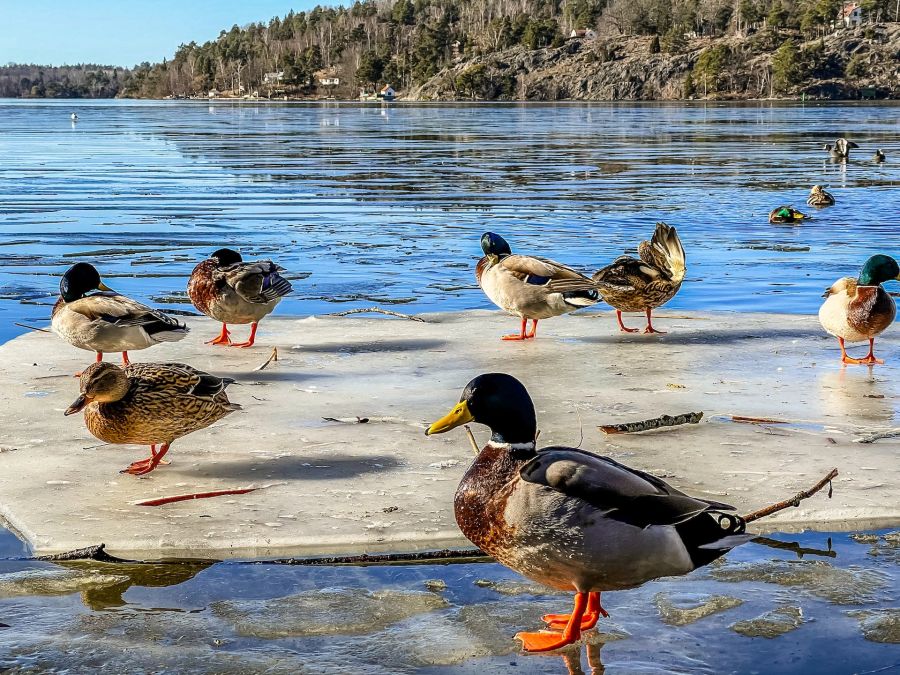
[520,447,735,529]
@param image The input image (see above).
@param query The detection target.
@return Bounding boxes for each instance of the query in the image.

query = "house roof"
[838,3,860,17]
[380,84,394,93]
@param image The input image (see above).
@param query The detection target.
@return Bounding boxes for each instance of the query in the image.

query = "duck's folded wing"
[71,294,186,333]
[499,255,598,292]
[222,261,293,304]
[593,255,654,290]
[128,362,235,399]
[520,447,735,528]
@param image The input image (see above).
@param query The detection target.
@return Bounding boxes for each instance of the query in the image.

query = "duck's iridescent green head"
[481,232,512,257]
[858,255,900,286]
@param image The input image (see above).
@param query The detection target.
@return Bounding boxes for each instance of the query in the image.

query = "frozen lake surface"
[0,100,898,345]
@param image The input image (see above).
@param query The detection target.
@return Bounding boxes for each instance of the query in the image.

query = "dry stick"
[600,411,703,435]
[731,415,789,425]
[36,543,129,563]
[13,322,51,333]
[742,468,838,524]
[253,347,278,372]
[854,428,900,444]
[134,487,260,507]
[324,307,426,322]
[464,425,480,454]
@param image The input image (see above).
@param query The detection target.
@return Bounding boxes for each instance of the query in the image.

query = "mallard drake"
[819,254,899,365]
[768,206,809,224]
[807,185,835,207]
[824,138,859,160]
[592,222,685,334]
[874,149,886,163]
[477,232,604,341]
[187,248,292,348]
[426,373,750,652]
[51,262,188,366]
[65,361,240,475]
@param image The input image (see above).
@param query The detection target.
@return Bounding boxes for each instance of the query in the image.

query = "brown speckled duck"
[592,222,686,333]
[65,361,241,475]
[187,248,292,348]
[52,263,188,366]
[819,254,899,365]
[807,185,835,207]
[426,373,750,652]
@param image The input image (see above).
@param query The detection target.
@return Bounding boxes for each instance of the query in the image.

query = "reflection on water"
[0,528,898,673]
[1,100,898,344]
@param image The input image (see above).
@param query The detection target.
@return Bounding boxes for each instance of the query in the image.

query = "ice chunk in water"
[654,592,743,626]
[473,578,564,596]
[710,560,887,604]
[730,606,804,638]
[211,587,448,638]
[847,609,900,644]
[0,568,129,599]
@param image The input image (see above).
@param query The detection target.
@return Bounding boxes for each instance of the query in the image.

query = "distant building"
[379,84,396,101]
[264,71,285,84]
[836,3,863,27]
[569,28,598,40]
[207,89,218,98]
[451,40,463,61]
[319,77,340,86]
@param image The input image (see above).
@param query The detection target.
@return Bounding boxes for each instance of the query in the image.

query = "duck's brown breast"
[187,260,218,316]
[848,286,896,337]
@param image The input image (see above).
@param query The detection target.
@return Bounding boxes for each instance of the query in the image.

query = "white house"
[569,28,598,39]
[836,3,863,27]
[264,71,285,84]
[379,84,396,100]
[319,77,340,86]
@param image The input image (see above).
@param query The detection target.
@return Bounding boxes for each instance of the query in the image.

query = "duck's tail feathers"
[256,269,293,303]
[650,222,686,283]
[562,287,601,307]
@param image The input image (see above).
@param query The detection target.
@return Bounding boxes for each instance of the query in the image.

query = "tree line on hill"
[0,64,128,98]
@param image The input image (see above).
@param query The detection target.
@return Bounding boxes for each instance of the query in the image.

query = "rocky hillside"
[409,24,900,100]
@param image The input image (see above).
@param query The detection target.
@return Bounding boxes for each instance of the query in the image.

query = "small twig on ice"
[256,547,488,566]
[464,425,480,454]
[324,307,426,322]
[323,415,426,429]
[253,347,278,372]
[600,411,703,435]
[14,322,51,333]
[854,428,900,444]
[731,415,789,425]
[742,468,838,524]
[134,487,260,507]
[752,535,836,559]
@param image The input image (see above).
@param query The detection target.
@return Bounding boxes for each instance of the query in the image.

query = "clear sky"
[1,0,316,67]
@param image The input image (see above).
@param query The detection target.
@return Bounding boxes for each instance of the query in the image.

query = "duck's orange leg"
[502,317,530,341]
[542,592,608,630]
[121,352,130,366]
[643,308,666,334]
[858,338,885,365]
[231,322,259,348]
[121,443,171,476]
[616,310,638,333]
[526,319,539,339]
[516,591,588,652]
[206,323,232,346]
[839,337,866,365]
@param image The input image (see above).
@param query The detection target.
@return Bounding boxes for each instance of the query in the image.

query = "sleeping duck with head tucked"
[476,232,608,341]
[188,248,292,348]
[819,254,899,365]
[51,262,188,367]
[426,373,751,652]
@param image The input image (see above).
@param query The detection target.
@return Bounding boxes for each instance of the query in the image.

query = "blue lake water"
[1,99,898,346]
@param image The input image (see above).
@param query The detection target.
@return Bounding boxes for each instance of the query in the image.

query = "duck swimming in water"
[874,149,886,163]
[477,232,606,341]
[819,254,899,365]
[426,373,751,652]
[187,248,292,348]
[592,222,685,334]
[768,206,809,224]
[824,138,859,161]
[51,262,188,367]
[807,185,835,207]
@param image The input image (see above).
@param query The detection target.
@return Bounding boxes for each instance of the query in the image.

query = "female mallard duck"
[477,232,604,341]
[426,373,750,652]
[824,138,859,161]
[187,248,292,348]
[874,149,886,163]
[51,262,188,366]
[65,361,240,475]
[807,185,835,207]
[819,254,899,365]
[768,206,809,224]
[591,222,685,334]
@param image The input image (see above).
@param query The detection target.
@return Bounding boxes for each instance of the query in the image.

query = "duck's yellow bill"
[97,281,113,292]
[426,400,473,435]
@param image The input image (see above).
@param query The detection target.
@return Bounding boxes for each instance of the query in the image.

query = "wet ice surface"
[1,100,899,344]
[1,529,898,673]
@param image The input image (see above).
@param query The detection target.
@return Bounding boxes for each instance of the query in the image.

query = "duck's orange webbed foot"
[517,591,587,653]
[543,592,608,630]
[206,324,232,346]
[642,310,666,334]
[502,318,533,341]
[615,310,639,333]
[121,444,171,476]
[230,322,258,348]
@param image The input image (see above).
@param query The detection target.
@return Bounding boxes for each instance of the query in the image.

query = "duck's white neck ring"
[487,441,536,452]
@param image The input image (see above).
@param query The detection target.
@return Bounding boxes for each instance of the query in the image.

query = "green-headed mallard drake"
[874,149,886,163]
[824,138,859,161]
[51,262,188,366]
[65,361,240,475]
[819,254,899,365]
[187,248,292,348]
[591,222,685,334]
[426,373,750,652]
[477,232,604,341]
[807,185,835,207]
[768,206,809,224]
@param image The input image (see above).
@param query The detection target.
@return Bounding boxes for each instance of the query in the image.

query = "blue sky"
[1,1,316,67]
